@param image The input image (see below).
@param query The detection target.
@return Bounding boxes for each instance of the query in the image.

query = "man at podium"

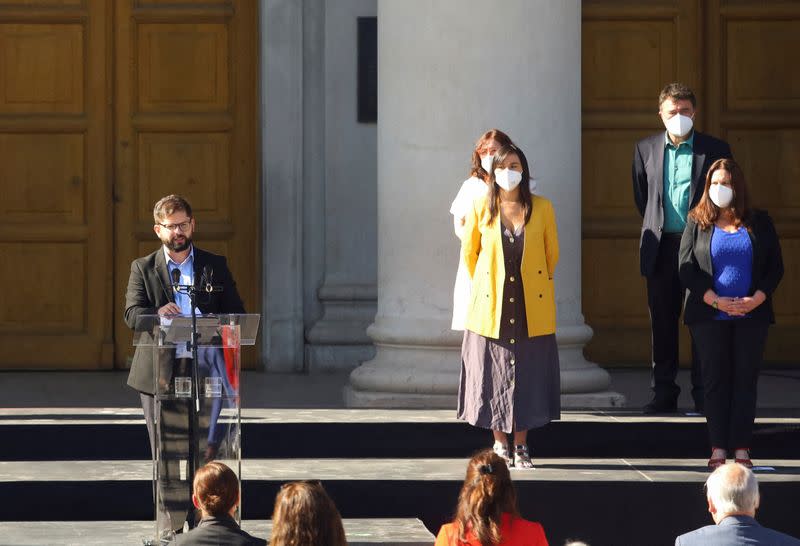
[124,194,245,533]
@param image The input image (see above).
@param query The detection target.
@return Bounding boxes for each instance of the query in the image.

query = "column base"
[305,344,376,373]
[343,385,456,408]
[561,391,626,409]
[344,386,626,409]
[345,318,627,407]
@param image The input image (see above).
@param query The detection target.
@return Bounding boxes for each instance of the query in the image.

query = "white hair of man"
[705,463,760,517]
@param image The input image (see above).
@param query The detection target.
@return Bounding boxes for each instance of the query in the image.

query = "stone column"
[306,0,378,372]
[346,0,624,407]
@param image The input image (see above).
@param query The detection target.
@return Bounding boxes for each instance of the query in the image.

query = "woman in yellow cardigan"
[459,143,560,469]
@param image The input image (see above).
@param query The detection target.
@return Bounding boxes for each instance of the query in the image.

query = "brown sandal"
[734,448,753,468]
[708,447,726,470]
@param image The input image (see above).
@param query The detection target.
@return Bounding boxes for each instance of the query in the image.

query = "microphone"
[202,265,214,293]
[171,268,181,288]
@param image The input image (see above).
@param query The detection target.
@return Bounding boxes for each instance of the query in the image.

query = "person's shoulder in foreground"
[676,516,800,546]
[435,514,547,546]
[676,463,800,546]
[174,515,266,546]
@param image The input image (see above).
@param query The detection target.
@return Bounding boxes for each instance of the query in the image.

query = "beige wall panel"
[726,129,800,211]
[583,20,675,111]
[0,242,85,332]
[0,24,83,114]
[0,133,84,223]
[137,133,231,222]
[726,20,800,111]
[137,23,229,113]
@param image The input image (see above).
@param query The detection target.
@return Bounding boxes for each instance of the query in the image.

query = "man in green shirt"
[632,83,733,414]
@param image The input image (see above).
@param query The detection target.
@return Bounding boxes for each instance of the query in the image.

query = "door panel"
[113,0,259,369]
[582,0,701,365]
[0,0,112,369]
[582,0,800,365]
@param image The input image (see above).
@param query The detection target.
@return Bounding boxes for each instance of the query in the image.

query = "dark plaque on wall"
[357,16,377,123]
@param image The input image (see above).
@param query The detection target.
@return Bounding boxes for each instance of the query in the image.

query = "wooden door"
[112,0,259,369]
[581,0,800,365]
[704,0,800,362]
[0,1,113,369]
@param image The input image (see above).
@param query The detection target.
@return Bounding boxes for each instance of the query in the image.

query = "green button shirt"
[662,131,694,233]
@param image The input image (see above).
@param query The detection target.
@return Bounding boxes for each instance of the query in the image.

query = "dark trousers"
[645,234,703,405]
[690,319,768,449]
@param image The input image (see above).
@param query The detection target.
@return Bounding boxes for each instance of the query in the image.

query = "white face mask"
[529,178,538,194]
[494,168,523,191]
[708,184,733,208]
[480,154,494,173]
[664,113,693,138]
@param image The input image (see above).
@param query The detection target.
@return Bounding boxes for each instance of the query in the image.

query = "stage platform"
[1,368,799,545]
[0,519,433,546]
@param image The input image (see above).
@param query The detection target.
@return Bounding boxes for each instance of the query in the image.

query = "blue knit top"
[711,226,753,320]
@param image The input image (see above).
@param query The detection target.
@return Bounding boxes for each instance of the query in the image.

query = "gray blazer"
[676,515,800,546]
[632,130,732,277]
[124,246,245,394]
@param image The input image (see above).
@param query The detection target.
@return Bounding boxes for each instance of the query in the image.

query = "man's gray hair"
[705,463,760,516]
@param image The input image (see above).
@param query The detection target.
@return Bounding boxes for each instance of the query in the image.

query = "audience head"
[453,449,518,545]
[705,463,760,524]
[564,541,590,546]
[471,129,515,181]
[269,480,347,546]
[192,461,240,518]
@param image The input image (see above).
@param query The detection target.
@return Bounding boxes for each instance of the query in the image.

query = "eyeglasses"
[158,221,192,232]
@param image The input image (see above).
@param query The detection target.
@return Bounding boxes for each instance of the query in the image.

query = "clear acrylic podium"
[133,313,260,545]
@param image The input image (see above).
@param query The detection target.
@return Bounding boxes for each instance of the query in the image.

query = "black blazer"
[173,516,266,546]
[678,210,783,325]
[124,246,246,394]
[632,130,733,276]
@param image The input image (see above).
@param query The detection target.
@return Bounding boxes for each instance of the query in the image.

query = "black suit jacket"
[633,130,733,276]
[173,516,266,546]
[125,246,246,394]
[678,210,783,325]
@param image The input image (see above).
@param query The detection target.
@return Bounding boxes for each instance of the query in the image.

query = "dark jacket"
[124,246,246,394]
[173,515,266,546]
[633,130,733,277]
[675,515,800,546]
[678,210,783,325]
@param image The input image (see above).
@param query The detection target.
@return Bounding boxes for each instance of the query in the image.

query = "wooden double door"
[582,0,800,365]
[0,1,258,370]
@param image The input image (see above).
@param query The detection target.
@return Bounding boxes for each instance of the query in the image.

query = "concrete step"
[2,458,799,546]
[0,518,434,546]
[2,408,799,460]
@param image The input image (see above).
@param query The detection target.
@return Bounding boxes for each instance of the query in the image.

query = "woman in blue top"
[679,158,783,470]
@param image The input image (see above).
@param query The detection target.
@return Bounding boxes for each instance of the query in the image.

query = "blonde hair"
[269,481,347,546]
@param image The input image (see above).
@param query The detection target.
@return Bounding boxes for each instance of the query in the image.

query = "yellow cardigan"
[461,194,559,339]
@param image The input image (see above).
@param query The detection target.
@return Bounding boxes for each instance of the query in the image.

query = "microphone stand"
[170,274,223,531]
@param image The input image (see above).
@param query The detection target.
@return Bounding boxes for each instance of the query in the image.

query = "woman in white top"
[450,129,514,330]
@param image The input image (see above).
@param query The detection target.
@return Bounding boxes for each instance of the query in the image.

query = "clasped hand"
[705,290,766,316]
